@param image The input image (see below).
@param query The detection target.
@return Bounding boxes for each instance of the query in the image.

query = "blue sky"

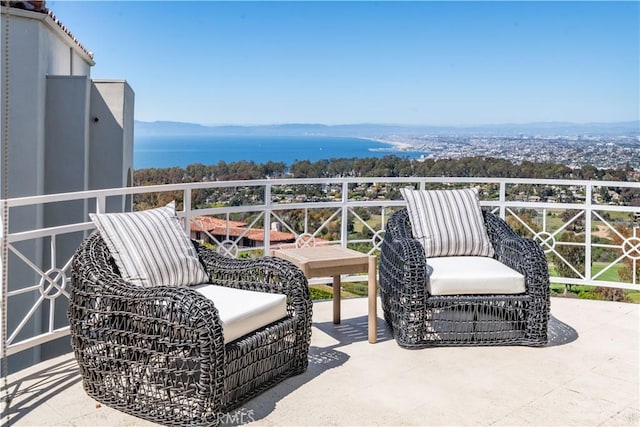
[49,1,639,126]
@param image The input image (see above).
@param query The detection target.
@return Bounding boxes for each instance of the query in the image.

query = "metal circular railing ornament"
[622,236,640,260]
[372,230,385,251]
[533,231,556,253]
[217,239,239,257]
[39,268,68,300]
[295,233,316,248]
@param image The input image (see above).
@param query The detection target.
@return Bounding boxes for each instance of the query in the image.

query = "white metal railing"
[1,177,639,356]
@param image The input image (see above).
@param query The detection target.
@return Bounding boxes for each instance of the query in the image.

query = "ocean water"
[134,135,410,169]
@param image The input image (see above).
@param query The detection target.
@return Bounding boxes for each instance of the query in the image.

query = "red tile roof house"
[190,215,296,248]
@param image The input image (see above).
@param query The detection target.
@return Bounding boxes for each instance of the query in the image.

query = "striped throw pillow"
[89,201,209,287]
[400,187,494,258]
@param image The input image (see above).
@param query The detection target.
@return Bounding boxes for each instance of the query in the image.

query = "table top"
[271,246,371,275]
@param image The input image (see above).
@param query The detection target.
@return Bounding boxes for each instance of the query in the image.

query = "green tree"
[612,224,640,284]
[550,231,585,294]
[560,209,585,232]
[506,209,540,238]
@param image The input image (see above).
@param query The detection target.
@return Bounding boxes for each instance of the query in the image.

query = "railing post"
[263,183,271,256]
[499,181,506,219]
[634,227,638,285]
[341,181,349,248]
[96,194,106,214]
[183,188,192,235]
[585,183,593,281]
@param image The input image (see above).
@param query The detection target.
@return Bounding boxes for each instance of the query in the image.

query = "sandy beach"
[357,136,415,152]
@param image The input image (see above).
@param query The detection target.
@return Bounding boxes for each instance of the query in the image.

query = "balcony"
[4,297,639,426]
[1,176,639,425]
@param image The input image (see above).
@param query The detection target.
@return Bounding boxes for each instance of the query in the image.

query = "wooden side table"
[271,246,378,343]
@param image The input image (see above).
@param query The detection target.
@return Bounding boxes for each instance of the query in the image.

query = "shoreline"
[356,136,415,151]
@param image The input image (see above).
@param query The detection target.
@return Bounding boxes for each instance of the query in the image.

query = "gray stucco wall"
[1,8,134,373]
[89,80,135,212]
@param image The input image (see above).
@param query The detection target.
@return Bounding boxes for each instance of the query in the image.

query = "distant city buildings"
[377,135,639,170]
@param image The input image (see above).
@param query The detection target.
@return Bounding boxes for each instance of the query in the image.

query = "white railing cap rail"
[2,177,638,209]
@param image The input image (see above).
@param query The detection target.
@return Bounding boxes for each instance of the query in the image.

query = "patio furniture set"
[68,188,550,426]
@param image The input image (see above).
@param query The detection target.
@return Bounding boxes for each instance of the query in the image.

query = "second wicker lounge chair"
[379,188,550,348]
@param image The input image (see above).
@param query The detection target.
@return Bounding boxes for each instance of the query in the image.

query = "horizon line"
[136,119,640,128]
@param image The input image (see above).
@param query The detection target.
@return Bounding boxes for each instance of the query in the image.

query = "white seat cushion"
[191,284,288,343]
[427,256,525,296]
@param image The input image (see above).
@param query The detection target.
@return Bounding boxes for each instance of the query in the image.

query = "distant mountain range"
[135,120,640,138]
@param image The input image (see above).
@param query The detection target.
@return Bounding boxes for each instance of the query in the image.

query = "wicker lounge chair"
[69,231,312,426]
[379,208,550,348]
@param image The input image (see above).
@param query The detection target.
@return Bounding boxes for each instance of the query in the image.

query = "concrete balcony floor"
[3,297,639,427]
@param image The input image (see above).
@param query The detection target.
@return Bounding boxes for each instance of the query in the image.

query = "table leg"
[368,255,377,343]
[332,275,341,324]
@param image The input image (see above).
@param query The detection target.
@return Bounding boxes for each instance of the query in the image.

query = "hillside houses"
[190,215,295,248]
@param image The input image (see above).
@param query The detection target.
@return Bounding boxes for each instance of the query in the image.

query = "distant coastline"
[358,136,415,152]
[134,120,639,170]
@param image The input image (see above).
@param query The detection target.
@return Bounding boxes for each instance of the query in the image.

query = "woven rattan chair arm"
[494,236,550,293]
[483,210,520,241]
[483,212,549,294]
[493,235,551,343]
[381,209,429,292]
[385,208,414,239]
[380,232,428,299]
[196,244,310,298]
[392,239,428,292]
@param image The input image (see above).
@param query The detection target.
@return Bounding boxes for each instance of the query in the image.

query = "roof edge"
[1,5,95,66]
